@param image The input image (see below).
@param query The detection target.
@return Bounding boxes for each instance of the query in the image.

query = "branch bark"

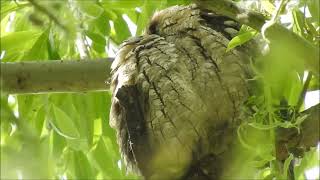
[1,59,112,94]
[194,0,319,74]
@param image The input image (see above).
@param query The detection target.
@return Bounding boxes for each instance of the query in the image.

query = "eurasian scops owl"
[110,4,255,180]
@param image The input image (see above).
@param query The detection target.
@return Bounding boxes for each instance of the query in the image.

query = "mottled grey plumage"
[110,4,255,179]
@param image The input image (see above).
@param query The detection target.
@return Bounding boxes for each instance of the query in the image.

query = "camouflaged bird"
[110,4,256,180]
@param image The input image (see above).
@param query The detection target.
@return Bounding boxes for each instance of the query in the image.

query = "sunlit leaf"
[13,10,34,32]
[47,31,61,60]
[227,25,258,51]
[0,1,30,21]
[51,130,67,159]
[89,137,121,177]
[292,9,305,37]
[73,151,94,179]
[101,0,144,9]
[51,104,80,139]
[307,0,320,24]
[308,76,320,90]
[23,29,50,61]
[136,1,159,35]
[0,31,42,62]
[91,10,111,36]
[261,0,275,14]
[112,12,131,44]
[76,1,104,18]
[17,95,48,136]
[86,31,106,46]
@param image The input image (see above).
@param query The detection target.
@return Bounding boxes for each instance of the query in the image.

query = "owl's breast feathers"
[110,4,256,179]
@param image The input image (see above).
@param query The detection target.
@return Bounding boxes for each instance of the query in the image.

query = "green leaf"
[292,9,307,38]
[136,1,159,35]
[51,130,67,159]
[0,31,42,62]
[89,137,121,177]
[23,29,50,61]
[166,0,192,6]
[124,9,138,24]
[260,0,275,14]
[89,11,111,36]
[73,151,94,179]
[226,26,257,51]
[101,0,144,9]
[112,13,131,44]
[0,93,18,125]
[47,32,61,60]
[307,0,320,24]
[17,95,48,136]
[51,104,80,139]
[103,9,118,21]
[0,1,29,21]
[256,167,272,179]
[86,31,106,46]
[92,43,106,54]
[86,30,107,54]
[282,153,294,179]
[48,92,114,152]
[76,1,104,18]
[306,18,318,36]
[12,11,34,32]
[308,76,320,90]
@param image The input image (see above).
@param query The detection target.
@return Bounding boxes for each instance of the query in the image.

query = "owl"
[110,4,255,180]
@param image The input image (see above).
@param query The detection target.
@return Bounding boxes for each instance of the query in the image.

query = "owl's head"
[146,4,201,36]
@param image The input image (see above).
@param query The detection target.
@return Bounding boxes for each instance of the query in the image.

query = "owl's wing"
[110,35,153,174]
[110,34,205,178]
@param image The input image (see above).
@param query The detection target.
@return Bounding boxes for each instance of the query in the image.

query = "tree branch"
[194,0,319,74]
[1,59,113,94]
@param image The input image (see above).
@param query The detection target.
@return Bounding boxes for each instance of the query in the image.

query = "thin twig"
[296,72,313,111]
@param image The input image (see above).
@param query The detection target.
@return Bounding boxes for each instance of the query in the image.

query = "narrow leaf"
[51,104,80,139]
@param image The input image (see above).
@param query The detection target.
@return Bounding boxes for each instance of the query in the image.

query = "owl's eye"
[148,21,158,34]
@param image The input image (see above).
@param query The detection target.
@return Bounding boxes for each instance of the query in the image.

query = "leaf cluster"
[227,0,319,179]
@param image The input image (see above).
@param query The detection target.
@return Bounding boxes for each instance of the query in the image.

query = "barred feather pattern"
[110,4,254,180]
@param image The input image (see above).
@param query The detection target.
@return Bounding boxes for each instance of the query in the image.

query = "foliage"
[227,0,319,179]
[0,0,319,179]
